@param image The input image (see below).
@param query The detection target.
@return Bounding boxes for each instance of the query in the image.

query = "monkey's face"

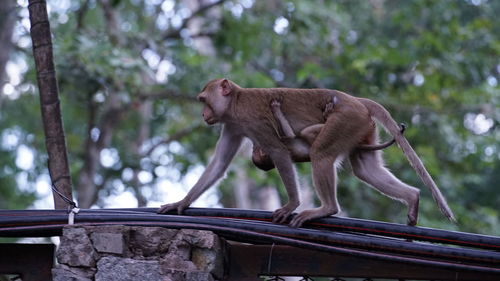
[197,79,232,125]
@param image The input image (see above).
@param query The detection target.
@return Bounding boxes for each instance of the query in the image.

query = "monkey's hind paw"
[324,103,334,115]
[289,208,336,228]
[289,213,310,228]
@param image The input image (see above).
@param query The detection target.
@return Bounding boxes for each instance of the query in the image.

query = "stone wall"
[52,225,224,281]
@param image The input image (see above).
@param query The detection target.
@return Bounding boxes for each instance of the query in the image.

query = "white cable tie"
[68,207,80,225]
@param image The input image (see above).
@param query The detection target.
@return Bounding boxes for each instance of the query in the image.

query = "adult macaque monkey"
[158,78,455,227]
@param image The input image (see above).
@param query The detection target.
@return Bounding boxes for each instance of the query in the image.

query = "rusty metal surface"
[0,243,54,281]
[225,242,500,281]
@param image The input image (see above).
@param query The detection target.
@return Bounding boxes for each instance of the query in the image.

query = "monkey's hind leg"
[290,99,384,227]
[350,149,420,226]
[289,155,341,228]
[298,124,324,145]
[290,110,369,227]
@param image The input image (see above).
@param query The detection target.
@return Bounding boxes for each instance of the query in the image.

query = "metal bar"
[0,243,54,281]
[2,208,499,251]
[89,207,500,250]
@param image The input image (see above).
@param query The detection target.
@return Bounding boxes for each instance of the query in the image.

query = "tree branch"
[98,0,124,45]
[0,0,16,94]
[138,90,198,102]
[76,0,90,31]
[249,61,290,88]
[163,0,227,40]
[143,124,203,157]
[131,101,152,207]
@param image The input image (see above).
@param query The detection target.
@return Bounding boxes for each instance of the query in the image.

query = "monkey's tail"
[358,98,456,222]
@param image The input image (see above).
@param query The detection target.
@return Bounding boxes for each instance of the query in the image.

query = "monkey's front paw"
[157,200,189,215]
[272,206,294,224]
[407,213,418,226]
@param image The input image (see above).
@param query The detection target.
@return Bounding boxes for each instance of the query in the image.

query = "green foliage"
[0,0,498,234]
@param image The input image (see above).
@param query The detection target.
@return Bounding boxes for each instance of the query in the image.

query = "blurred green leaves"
[0,0,498,234]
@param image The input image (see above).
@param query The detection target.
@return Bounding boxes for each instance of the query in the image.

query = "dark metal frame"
[0,243,54,281]
[1,242,497,281]
[226,243,499,281]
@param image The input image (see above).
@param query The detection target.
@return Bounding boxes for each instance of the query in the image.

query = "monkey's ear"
[220,79,232,96]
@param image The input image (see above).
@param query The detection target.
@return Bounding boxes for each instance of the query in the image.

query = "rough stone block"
[185,271,215,281]
[52,264,95,281]
[179,229,218,249]
[160,254,198,272]
[129,226,178,257]
[90,232,125,254]
[162,269,187,281]
[57,226,98,267]
[95,256,162,281]
[168,241,192,260]
[86,225,127,234]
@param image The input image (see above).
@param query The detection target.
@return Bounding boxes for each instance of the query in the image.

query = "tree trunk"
[28,0,74,209]
[131,100,152,207]
[0,0,16,107]
[77,91,122,208]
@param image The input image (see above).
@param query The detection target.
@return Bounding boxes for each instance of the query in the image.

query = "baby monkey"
[252,97,399,171]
